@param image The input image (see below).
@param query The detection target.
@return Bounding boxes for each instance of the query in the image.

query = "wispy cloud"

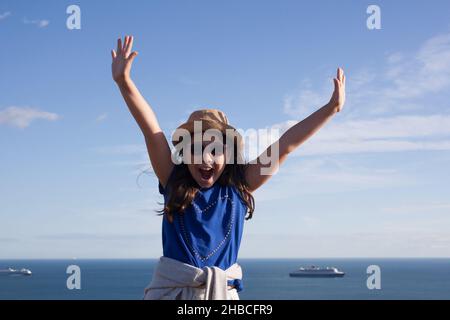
[95,112,450,164]
[267,32,450,156]
[253,157,409,201]
[91,143,153,176]
[0,11,11,20]
[36,232,159,241]
[284,32,450,118]
[242,113,450,157]
[382,202,450,215]
[343,34,450,117]
[0,237,18,243]
[383,33,450,101]
[0,106,59,128]
[294,114,450,156]
[23,17,49,28]
[283,76,332,119]
[283,88,326,119]
[96,113,108,123]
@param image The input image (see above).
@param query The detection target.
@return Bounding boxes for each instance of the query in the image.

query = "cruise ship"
[289,266,345,277]
[0,268,32,276]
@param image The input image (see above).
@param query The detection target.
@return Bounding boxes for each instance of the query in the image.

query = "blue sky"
[1,0,450,258]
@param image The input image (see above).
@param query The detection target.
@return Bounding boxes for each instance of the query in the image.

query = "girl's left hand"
[329,67,346,113]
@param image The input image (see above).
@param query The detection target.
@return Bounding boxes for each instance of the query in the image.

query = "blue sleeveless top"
[158,165,247,292]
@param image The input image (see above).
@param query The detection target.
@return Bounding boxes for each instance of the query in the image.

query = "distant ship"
[0,268,32,276]
[289,266,345,277]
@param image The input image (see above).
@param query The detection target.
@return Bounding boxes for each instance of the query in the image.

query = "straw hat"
[171,109,243,151]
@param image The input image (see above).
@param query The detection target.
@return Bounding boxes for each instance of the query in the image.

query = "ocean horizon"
[1,258,449,300]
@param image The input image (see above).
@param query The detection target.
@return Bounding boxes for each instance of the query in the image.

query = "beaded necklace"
[178,188,236,262]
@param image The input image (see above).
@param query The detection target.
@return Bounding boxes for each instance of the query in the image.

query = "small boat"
[289,265,344,277]
[0,267,32,276]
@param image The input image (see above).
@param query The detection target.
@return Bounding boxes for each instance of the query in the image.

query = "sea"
[1,259,449,300]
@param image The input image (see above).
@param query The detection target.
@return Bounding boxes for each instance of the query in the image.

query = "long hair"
[157,134,255,223]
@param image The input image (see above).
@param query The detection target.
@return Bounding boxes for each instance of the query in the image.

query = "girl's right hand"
[111,35,138,85]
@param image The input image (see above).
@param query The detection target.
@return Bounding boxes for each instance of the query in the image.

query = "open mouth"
[198,167,214,181]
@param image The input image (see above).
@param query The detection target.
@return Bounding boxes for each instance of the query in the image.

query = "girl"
[111,36,346,300]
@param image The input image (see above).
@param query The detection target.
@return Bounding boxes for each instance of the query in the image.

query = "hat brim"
[171,119,243,148]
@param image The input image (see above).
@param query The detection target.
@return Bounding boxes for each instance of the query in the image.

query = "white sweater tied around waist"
[143,256,242,300]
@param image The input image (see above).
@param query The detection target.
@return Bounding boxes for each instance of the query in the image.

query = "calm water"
[1,259,449,300]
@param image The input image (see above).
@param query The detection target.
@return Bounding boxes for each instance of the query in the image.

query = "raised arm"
[245,68,346,192]
[111,35,174,187]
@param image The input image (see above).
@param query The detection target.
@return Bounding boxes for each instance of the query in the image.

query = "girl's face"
[186,139,227,188]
